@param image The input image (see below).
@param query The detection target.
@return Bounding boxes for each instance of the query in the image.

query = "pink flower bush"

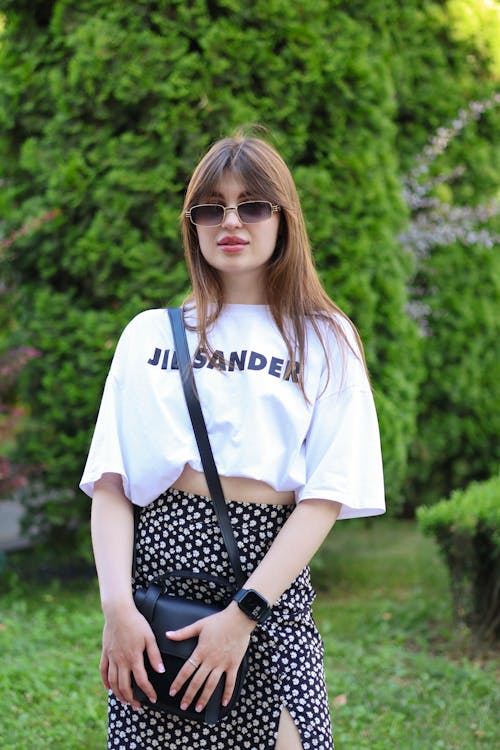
[0,347,41,497]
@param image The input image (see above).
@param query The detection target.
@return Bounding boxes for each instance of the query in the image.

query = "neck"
[221,273,267,305]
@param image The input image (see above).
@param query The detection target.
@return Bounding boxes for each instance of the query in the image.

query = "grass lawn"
[314,519,499,750]
[0,577,105,749]
[0,519,498,749]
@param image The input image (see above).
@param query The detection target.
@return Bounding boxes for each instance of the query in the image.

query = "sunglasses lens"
[190,205,224,226]
[238,201,272,223]
[189,201,275,226]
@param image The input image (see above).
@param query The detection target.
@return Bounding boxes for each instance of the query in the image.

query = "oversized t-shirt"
[80,304,385,520]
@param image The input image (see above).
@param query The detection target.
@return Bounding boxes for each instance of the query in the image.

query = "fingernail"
[222,699,229,707]
[150,697,156,704]
[157,663,165,673]
[195,703,203,713]
[166,631,175,636]
[180,702,188,711]
[169,688,177,697]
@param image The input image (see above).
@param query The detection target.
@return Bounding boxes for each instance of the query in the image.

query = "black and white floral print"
[107,489,334,749]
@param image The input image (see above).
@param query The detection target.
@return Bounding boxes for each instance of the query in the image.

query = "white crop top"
[80,304,385,520]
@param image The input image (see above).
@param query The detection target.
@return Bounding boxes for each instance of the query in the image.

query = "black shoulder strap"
[167,306,246,588]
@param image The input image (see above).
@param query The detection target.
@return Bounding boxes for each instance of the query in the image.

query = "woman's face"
[195,173,280,303]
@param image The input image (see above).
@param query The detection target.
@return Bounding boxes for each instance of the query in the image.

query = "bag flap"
[149,594,222,658]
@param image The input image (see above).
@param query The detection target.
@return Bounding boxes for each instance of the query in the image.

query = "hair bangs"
[187,138,284,208]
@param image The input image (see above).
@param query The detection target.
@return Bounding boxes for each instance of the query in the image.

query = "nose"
[221,206,242,228]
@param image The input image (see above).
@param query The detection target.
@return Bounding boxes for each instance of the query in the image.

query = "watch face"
[243,590,267,619]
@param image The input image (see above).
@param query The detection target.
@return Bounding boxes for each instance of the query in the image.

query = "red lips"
[217,235,248,246]
[217,235,248,253]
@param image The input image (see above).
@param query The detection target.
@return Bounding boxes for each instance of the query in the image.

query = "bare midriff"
[171,464,295,506]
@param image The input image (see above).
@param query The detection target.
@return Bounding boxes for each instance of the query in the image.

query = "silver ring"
[188,657,199,669]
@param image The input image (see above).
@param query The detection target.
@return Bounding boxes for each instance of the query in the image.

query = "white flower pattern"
[107,489,334,749]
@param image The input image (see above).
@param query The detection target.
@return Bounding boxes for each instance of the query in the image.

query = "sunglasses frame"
[185,201,280,227]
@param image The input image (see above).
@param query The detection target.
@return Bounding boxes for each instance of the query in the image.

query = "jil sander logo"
[147,347,299,381]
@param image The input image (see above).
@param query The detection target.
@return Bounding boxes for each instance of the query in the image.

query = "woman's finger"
[99,652,110,690]
[169,654,202,698]
[176,664,212,710]
[221,667,237,708]
[165,620,202,640]
[131,656,158,706]
[144,630,165,677]
[192,668,225,713]
[117,664,135,706]
[107,662,125,704]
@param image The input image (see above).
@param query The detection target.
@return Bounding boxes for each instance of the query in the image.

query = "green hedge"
[0,0,498,555]
[406,232,500,507]
[417,475,500,645]
[0,1,420,537]
[388,2,500,509]
[400,87,500,508]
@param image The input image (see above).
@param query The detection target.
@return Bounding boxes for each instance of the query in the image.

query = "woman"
[81,134,385,749]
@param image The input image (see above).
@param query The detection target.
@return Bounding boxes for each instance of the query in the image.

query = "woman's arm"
[168,498,341,713]
[91,473,164,708]
[242,498,341,602]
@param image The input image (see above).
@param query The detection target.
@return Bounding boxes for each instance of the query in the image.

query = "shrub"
[401,95,500,509]
[0,0,497,558]
[387,3,500,509]
[0,346,41,497]
[417,475,500,647]
[0,0,420,555]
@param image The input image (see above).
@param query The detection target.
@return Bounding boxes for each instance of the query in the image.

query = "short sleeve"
[297,323,385,519]
[79,372,131,499]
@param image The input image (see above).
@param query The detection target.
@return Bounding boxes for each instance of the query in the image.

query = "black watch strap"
[233,588,272,624]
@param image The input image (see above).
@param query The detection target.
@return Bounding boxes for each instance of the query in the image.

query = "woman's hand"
[166,601,255,713]
[100,601,165,709]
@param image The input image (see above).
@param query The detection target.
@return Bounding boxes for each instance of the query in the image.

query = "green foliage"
[417,475,500,645]
[388,1,500,509]
[418,475,500,539]
[408,235,500,506]
[387,0,498,169]
[0,0,498,557]
[447,0,500,79]
[0,0,420,549]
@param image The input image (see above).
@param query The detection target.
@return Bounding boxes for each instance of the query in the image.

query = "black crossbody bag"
[131,307,248,725]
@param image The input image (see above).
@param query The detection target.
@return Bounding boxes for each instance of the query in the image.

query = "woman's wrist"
[225,599,259,634]
[101,592,136,617]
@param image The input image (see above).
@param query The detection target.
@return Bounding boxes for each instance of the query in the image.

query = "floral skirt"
[107,488,334,749]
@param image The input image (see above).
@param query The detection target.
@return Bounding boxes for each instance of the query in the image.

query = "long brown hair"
[181,134,367,395]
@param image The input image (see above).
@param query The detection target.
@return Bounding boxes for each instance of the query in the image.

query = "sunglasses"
[185,201,280,227]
